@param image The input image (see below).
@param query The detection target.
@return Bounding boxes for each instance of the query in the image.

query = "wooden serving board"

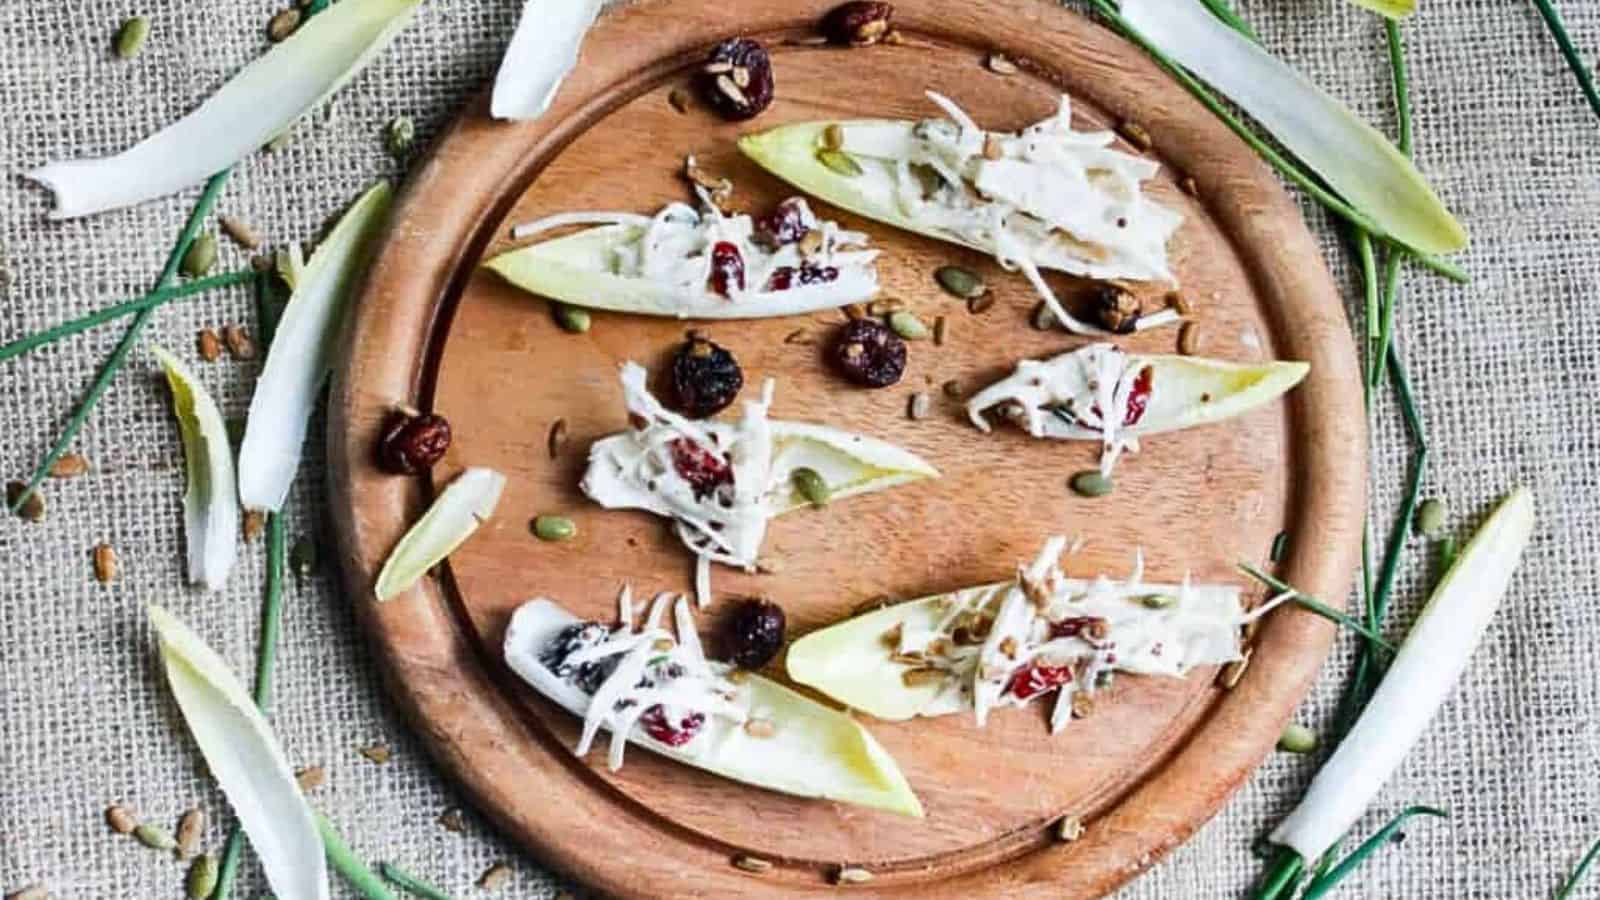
[328,0,1366,895]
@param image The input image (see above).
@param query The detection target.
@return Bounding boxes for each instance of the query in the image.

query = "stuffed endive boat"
[504,590,923,817]
[583,362,938,583]
[787,537,1250,732]
[484,190,880,319]
[966,343,1309,474]
[740,91,1182,334]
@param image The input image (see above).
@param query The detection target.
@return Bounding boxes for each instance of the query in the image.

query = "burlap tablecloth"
[2,0,1596,896]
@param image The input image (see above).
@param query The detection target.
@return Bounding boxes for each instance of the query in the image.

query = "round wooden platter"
[328,0,1366,895]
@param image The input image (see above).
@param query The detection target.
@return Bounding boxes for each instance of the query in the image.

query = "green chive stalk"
[379,862,457,900]
[1237,564,1397,652]
[1530,0,1600,124]
[316,813,402,900]
[1299,806,1448,898]
[1556,835,1600,899]
[0,270,254,364]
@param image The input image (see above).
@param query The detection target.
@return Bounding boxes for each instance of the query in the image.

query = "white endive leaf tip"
[25,0,420,219]
[374,467,506,601]
[490,0,604,120]
[238,181,393,513]
[149,604,329,900]
[152,344,237,591]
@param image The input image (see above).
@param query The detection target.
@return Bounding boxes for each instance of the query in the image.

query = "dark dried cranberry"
[669,437,735,501]
[697,38,775,121]
[376,411,451,474]
[539,621,617,694]
[764,263,839,292]
[756,198,810,246]
[830,318,906,388]
[1122,365,1154,426]
[671,336,743,418]
[640,706,706,746]
[821,1,894,47]
[1093,284,1140,334]
[1006,663,1074,701]
[708,241,746,297]
[724,598,786,669]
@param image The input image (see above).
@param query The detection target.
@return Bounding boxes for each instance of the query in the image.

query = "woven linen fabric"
[1,0,1596,897]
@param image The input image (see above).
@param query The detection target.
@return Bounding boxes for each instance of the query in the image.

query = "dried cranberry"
[1049,616,1109,641]
[671,336,743,418]
[830,319,906,388]
[375,411,451,474]
[821,1,894,47]
[697,38,775,121]
[1122,365,1154,426]
[756,198,811,246]
[724,597,786,669]
[539,622,617,695]
[764,263,839,292]
[1006,663,1074,701]
[669,437,734,501]
[640,706,706,747]
[1093,284,1141,334]
[708,241,746,297]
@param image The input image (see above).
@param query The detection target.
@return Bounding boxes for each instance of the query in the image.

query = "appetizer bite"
[787,536,1253,733]
[582,361,937,587]
[504,589,923,817]
[740,91,1183,334]
[484,185,880,319]
[966,343,1309,474]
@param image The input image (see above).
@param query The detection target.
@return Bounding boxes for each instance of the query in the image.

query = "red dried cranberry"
[756,198,810,246]
[376,411,451,474]
[669,437,734,500]
[764,263,839,292]
[1049,616,1108,641]
[697,38,775,121]
[1122,365,1154,426]
[671,336,743,418]
[1006,663,1075,701]
[640,706,706,746]
[709,241,746,297]
[830,318,906,388]
[724,597,786,669]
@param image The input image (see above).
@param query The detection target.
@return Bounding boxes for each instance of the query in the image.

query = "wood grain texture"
[326,0,1366,895]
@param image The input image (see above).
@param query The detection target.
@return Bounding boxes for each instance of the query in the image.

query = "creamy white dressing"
[886,537,1245,733]
[966,343,1150,475]
[839,92,1182,334]
[509,189,878,312]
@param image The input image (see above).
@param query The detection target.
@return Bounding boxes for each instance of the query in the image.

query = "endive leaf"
[1120,0,1464,255]
[374,467,506,601]
[149,605,329,900]
[26,0,419,219]
[151,345,238,591]
[490,0,604,120]
[239,182,393,512]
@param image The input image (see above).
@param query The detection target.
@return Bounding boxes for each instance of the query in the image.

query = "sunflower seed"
[222,325,255,360]
[1219,649,1252,689]
[783,328,812,345]
[743,718,777,738]
[358,744,392,764]
[1178,321,1202,355]
[941,379,963,399]
[49,453,89,478]
[438,808,466,832]
[933,315,948,345]
[105,804,138,834]
[668,87,692,113]
[6,885,48,900]
[218,215,262,250]
[907,392,930,420]
[477,862,512,890]
[732,854,773,873]
[935,265,986,300]
[1119,119,1153,152]
[175,808,205,859]
[547,418,569,460]
[985,52,1018,74]
[967,293,996,314]
[242,509,265,542]
[1030,301,1056,331]
[834,866,873,885]
[196,328,222,361]
[1056,817,1084,842]
[295,766,326,791]
[92,544,117,583]
[115,15,151,58]
[7,482,45,522]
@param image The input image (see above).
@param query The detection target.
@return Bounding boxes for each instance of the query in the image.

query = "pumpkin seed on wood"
[186,854,218,899]
[49,452,89,478]
[1277,722,1318,754]
[732,854,773,874]
[1069,470,1113,498]
[92,543,117,583]
[935,265,985,300]
[115,16,150,59]
[105,804,138,834]
[7,481,45,522]
[181,234,217,278]
[533,515,577,542]
[266,7,302,42]
[791,467,831,507]
[133,823,176,851]
[552,302,590,334]
[1415,498,1446,537]
[816,148,863,177]
[907,392,930,420]
[174,808,204,859]
[888,310,929,340]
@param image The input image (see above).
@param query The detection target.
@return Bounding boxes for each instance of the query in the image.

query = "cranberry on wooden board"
[764,263,839,292]
[668,437,735,500]
[1006,662,1074,701]
[670,336,743,418]
[697,38,775,121]
[376,411,451,474]
[755,198,810,246]
[724,598,787,669]
[708,241,746,297]
[821,1,894,46]
[830,318,907,388]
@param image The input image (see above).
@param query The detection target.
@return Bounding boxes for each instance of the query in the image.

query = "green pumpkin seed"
[186,854,219,899]
[935,265,985,300]
[1276,722,1318,754]
[1139,593,1177,609]
[887,310,929,340]
[1414,498,1446,537]
[791,467,831,507]
[384,115,415,157]
[115,16,151,59]
[1069,470,1113,498]
[533,515,576,542]
[181,234,217,278]
[553,303,591,334]
[816,149,863,177]
[133,823,176,850]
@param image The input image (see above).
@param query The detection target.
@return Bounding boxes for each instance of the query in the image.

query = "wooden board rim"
[326,0,1367,895]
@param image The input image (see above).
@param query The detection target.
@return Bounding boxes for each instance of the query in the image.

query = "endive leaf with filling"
[787,537,1250,732]
[582,361,937,573]
[504,591,923,817]
[965,343,1309,475]
[485,192,880,319]
[740,92,1182,334]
